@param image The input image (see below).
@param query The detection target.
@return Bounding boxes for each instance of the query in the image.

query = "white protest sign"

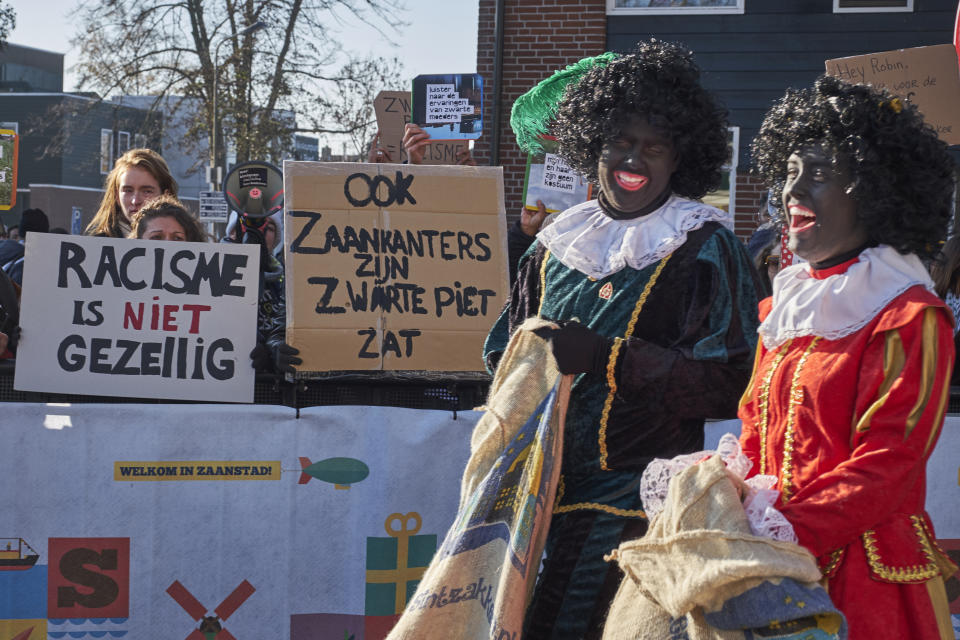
[522,137,592,214]
[425,84,473,124]
[14,234,260,402]
[541,153,578,192]
[199,190,230,222]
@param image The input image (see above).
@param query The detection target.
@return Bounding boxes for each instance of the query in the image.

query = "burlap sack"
[603,456,845,640]
[387,318,570,640]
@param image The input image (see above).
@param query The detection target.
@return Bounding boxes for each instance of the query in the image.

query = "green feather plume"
[510,52,619,154]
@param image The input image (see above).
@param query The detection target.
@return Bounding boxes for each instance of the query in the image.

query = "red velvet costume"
[739,256,958,640]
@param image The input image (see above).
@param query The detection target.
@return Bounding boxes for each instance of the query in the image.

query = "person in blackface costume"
[483,40,763,639]
[740,75,958,639]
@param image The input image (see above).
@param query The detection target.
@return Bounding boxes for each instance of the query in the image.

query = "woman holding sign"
[130,195,209,242]
[483,40,762,638]
[740,75,957,639]
[86,148,178,238]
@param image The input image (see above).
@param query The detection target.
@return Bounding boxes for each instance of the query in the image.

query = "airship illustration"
[298,456,370,489]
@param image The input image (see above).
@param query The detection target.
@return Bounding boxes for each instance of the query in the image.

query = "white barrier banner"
[0,402,476,639]
[14,233,259,402]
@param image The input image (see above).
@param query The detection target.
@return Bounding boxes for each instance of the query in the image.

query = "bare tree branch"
[66,0,408,165]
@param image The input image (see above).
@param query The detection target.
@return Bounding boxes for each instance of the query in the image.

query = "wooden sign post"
[283,162,507,372]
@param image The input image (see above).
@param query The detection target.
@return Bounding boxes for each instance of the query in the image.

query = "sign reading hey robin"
[283,161,508,372]
[14,234,260,402]
[825,44,960,145]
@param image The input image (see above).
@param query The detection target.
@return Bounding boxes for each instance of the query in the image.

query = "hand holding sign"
[403,124,473,166]
[402,124,432,165]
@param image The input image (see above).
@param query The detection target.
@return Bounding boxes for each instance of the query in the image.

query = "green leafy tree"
[71,0,407,167]
[0,1,16,50]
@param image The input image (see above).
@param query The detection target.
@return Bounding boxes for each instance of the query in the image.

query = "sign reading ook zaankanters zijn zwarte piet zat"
[283,161,508,372]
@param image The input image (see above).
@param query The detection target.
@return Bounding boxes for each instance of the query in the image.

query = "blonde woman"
[86,148,178,238]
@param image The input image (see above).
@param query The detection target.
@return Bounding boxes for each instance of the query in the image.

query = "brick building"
[473,0,959,239]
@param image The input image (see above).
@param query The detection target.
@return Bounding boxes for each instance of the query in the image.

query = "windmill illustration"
[167,579,256,640]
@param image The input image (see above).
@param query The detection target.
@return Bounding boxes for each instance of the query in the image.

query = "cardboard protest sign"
[14,234,260,402]
[374,90,412,164]
[374,90,470,165]
[825,44,960,144]
[411,74,483,141]
[0,129,18,210]
[283,161,508,372]
[522,136,592,214]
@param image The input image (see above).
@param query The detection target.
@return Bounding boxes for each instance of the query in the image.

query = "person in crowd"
[0,222,23,274]
[86,148,178,238]
[0,266,18,359]
[930,234,960,384]
[746,221,780,297]
[740,75,957,639]
[506,200,548,283]
[49,227,69,234]
[484,40,763,639]
[1,208,49,286]
[223,209,299,375]
[129,194,209,242]
[7,224,18,241]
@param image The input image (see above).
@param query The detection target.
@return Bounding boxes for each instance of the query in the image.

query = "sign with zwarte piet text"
[283,161,508,372]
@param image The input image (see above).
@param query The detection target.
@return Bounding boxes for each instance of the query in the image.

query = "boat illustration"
[0,537,39,571]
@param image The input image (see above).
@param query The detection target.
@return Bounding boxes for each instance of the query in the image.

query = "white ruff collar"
[759,245,934,349]
[536,195,732,279]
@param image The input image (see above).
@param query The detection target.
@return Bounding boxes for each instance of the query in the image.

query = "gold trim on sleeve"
[853,329,905,438]
[598,337,625,470]
[738,339,765,411]
[756,341,792,476]
[781,337,821,502]
[861,515,940,583]
[820,548,846,578]
[597,256,671,471]
[537,249,551,318]
[905,308,939,438]
[554,502,646,518]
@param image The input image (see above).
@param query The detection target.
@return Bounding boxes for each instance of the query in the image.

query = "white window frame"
[702,126,739,213]
[100,129,114,175]
[833,0,912,13]
[607,0,744,15]
[721,126,739,214]
[117,130,131,156]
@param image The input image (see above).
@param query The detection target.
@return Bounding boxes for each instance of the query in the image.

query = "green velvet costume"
[483,198,762,639]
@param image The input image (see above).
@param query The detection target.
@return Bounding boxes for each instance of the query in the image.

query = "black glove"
[249,341,302,374]
[533,320,612,375]
[249,343,271,371]
[270,341,302,375]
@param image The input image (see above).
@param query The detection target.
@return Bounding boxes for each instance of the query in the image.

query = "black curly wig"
[552,39,729,199]
[752,75,955,260]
